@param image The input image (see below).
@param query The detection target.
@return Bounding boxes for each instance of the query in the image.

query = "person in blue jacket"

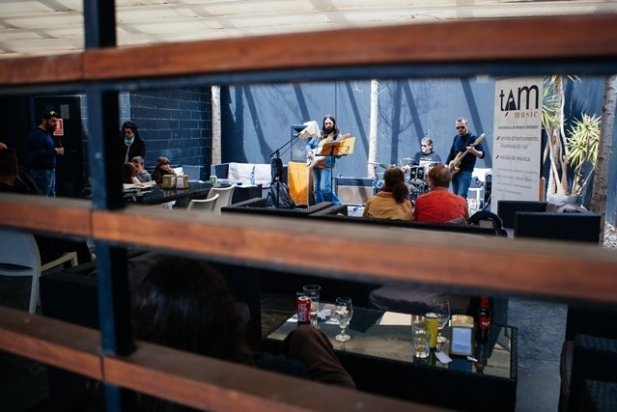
[28,110,64,196]
[306,115,342,205]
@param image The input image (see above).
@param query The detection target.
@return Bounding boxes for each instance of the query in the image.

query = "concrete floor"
[509,298,566,412]
[0,275,566,411]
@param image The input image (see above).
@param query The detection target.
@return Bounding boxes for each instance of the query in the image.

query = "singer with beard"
[306,115,342,205]
[28,110,64,196]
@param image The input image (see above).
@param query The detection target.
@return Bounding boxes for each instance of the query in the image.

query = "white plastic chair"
[207,185,236,214]
[0,229,78,313]
[187,193,219,212]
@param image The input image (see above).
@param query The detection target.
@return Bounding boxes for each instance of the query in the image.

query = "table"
[124,181,211,205]
[266,306,517,411]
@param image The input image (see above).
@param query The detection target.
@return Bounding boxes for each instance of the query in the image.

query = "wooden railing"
[0,306,439,411]
[2,13,617,411]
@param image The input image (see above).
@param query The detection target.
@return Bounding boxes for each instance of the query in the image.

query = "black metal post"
[83,2,136,411]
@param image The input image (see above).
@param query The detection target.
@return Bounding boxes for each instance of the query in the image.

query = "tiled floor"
[1,275,566,411]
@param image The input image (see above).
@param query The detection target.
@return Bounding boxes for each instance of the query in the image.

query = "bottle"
[476,296,491,343]
[250,165,256,186]
[474,341,488,374]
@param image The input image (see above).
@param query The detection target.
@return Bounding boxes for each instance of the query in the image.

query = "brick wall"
[124,88,212,179]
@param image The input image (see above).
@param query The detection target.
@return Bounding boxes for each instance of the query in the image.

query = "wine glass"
[334,297,353,342]
[432,297,450,330]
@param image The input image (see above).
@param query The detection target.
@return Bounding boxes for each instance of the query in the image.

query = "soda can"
[296,296,311,324]
[425,312,439,349]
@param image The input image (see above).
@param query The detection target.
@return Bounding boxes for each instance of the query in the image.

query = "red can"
[297,296,311,324]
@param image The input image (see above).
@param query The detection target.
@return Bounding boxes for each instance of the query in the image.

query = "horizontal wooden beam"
[104,341,438,412]
[0,194,91,238]
[84,15,617,81]
[2,14,617,86]
[91,207,617,304]
[0,306,102,379]
[0,52,83,86]
[0,308,439,410]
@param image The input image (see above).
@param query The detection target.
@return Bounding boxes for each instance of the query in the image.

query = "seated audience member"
[413,164,469,223]
[151,156,176,184]
[122,162,142,185]
[363,166,412,220]
[133,256,354,411]
[131,156,151,183]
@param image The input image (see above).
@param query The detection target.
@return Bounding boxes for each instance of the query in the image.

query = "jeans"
[313,167,341,205]
[451,170,472,199]
[30,169,55,197]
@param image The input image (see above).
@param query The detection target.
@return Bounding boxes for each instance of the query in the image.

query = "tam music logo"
[498,84,540,118]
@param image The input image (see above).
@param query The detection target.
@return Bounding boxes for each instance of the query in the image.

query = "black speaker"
[484,173,492,204]
[335,177,374,205]
[271,157,283,182]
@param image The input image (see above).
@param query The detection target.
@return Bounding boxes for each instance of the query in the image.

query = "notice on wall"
[490,78,543,213]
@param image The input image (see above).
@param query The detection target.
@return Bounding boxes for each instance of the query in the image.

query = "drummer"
[412,137,442,166]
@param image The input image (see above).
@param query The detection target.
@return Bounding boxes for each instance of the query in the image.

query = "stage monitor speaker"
[484,173,492,204]
[335,177,374,205]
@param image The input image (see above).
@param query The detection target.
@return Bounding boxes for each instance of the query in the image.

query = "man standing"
[445,117,484,198]
[413,165,468,223]
[306,115,342,205]
[412,136,441,166]
[28,110,64,196]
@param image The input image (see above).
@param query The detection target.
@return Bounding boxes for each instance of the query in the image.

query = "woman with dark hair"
[363,166,412,220]
[120,120,146,164]
[306,115,342,205]
[133,256,354,411]
[151,156,176,184]
[122,162,141,185]
[133,257,253,364]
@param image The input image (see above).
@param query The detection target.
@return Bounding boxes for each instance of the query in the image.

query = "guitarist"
[306,115,342,205]
[445,117,485,199]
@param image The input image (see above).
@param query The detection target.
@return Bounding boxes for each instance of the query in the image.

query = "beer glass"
[432,297,451,330]
[334,297,353,342]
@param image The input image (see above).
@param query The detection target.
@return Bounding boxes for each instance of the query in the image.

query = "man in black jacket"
[445,117,484,199]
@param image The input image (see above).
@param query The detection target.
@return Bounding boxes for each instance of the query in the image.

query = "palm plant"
[542,76,601,198]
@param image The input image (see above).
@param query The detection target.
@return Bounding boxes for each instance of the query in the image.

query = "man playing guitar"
[306,115,342,205]
[445,117,484,199]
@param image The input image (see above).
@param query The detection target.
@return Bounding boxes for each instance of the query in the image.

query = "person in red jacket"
[413,164,469,223]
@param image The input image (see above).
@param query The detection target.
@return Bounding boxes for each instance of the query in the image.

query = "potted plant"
[542,76,601,204]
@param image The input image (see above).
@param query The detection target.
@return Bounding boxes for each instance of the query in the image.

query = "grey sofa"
[497,200,601,243]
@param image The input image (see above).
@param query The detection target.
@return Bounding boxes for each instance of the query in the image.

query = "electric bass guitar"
[448,133,485,176]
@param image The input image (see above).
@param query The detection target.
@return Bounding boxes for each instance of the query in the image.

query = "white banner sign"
[491,78,543,213]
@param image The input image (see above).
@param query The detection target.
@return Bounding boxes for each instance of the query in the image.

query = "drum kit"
[368,158,442,201]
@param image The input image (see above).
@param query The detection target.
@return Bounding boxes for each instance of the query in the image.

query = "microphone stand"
[269,126,303,208]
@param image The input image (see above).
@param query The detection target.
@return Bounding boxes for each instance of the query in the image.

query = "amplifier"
[335,177,374,205]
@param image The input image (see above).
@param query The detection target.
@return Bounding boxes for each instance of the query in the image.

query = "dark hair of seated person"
[383,166,409,204]
[152,156,176,184]
[133,256,253,365]
[122,162,137,184]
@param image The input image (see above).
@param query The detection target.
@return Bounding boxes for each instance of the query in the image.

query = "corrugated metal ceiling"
[0,0,616,58]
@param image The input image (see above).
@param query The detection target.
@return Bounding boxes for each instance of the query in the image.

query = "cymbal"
[367,162,395,169]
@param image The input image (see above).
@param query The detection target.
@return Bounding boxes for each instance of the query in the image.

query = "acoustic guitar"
[306,133,351,169]
[448,133,485,176]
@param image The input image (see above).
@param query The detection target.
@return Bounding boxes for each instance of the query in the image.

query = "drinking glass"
[432,298,450,330]
[412,315,430,359]
[302,284,321,322]
[334,297,353,342]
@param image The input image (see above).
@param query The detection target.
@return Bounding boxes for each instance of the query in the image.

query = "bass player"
[445,117,485,199]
